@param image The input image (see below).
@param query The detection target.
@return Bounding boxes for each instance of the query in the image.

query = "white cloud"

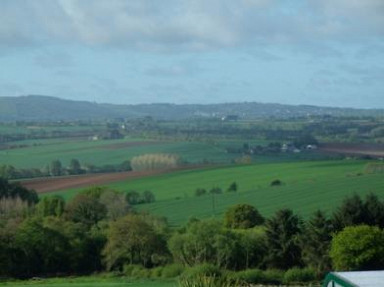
[0,0,383,51]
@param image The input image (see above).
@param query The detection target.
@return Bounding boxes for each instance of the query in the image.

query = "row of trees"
[0,159,132,179]
[130,153,181,172]
[195,182,238,197]
[0,179,383,280]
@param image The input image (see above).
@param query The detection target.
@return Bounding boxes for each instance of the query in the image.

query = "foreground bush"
[162,263,185,278]
[182,263,222,279]
[263,269,284,285]
[283,267,316,284]
[229,268,265,284]
[330,225,384,271]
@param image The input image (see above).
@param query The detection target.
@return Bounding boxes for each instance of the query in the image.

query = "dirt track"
[320,143,384,158]
[18,166,205,194]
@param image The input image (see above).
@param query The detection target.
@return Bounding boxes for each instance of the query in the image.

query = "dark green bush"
[283,267,316,284]
[161,264,185,278]
[263,269,284,284]
[231,269,265,284]
[150,266,163,278]
[270,179,282,186]
[131,266,150,278]
[123,264,150,278]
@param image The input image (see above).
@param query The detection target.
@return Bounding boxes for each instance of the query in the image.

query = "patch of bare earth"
[320,143,384,157]
[18,165,206,194]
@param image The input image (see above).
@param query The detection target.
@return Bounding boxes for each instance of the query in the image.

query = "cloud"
[0,0,383,52]
[34,50,74,68]
[145,61,203,77]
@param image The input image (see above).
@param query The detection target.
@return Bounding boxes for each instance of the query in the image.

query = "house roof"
[324,271,384,287]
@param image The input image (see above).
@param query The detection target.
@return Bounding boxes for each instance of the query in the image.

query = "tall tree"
[50,160,63,176]
[265,208,303,269]
[68,159,82,175]
[301,210,333,277]
[0,178,38,204]
[15,217,71,276]
[65,193,107,226]
[224,204,264,229]
[364,193,384,228]
[103,214,167,270]
[332,194,366,230]
[36,195,65,217]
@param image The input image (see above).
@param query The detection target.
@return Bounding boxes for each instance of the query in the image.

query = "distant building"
[306,144,318,150]
[323,271,384,287]
[221,115,239,121]
[281,143,296,152]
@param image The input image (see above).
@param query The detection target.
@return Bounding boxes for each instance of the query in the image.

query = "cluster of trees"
[195,182,238,197]
[226,142,284,155]
[126,190,156,205]
[130,153,181,171]
[1,179,383,281]
[0,159,132,180]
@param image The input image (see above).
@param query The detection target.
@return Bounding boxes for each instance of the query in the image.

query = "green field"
[0,138,240,169]
[49,160,384,226]
[0,277,176,287]
[1,136,330,170]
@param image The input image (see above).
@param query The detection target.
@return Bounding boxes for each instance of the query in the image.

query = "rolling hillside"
[46,160,384,226]
[0,95,382,121]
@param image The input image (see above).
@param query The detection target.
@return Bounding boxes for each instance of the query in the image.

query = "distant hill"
[0,95,382,122]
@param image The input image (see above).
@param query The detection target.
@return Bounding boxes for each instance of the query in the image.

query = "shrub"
[183,263,222,279]
[150,266,163,278]
[330,225,384,270]
[130,265,150,278]
[283,267,316,284]
[270,179,282,186]
[227,182,238,192]
[123,264,142,276]
[263,269,284,285]
[231,269,265,284]
[195,188,207,197]
[162,264,185,278]
[209,187,222,194]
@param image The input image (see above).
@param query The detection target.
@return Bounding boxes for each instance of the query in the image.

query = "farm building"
[323,271,384,287]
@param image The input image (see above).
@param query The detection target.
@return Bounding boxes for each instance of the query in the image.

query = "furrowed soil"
[18,166,207,193]
[320,143,384,157]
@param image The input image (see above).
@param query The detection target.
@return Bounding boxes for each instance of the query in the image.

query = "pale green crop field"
[0,138,238,169]
[48,160,384,226]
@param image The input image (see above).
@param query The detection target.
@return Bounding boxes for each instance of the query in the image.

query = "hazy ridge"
[0,95,382,121]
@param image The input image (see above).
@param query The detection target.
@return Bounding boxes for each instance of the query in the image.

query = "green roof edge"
[323,272,359,287]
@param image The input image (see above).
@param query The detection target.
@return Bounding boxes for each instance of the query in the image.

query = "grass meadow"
[48,160,384,226]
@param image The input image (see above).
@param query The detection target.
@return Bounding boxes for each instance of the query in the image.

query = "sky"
[0,0,383,108]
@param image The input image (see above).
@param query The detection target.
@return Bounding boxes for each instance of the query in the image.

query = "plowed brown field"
[18,166,204,194]
[320,143,384,157]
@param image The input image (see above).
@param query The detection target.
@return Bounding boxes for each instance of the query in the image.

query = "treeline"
[0,158,132,180]
[0,153,183,180]
[0,179,383,285]
[130,153,181,172]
